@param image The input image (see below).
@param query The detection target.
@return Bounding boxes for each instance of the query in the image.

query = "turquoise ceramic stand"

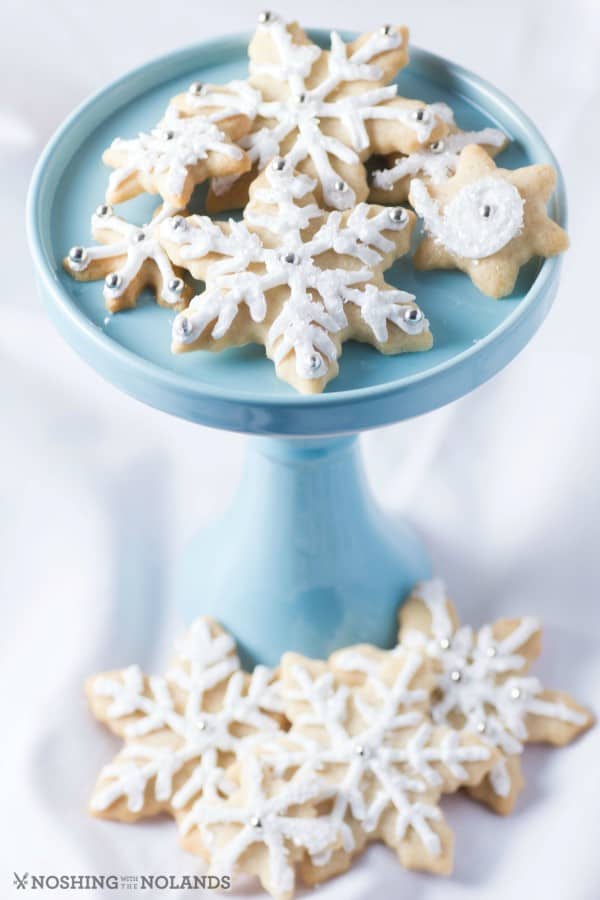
[27,31,566,665]
[179,436,429,666]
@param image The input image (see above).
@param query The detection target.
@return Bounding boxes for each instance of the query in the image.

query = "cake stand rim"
[27,30,567,434]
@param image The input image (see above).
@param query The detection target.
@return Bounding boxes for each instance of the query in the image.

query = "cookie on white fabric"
[398,579,594,814]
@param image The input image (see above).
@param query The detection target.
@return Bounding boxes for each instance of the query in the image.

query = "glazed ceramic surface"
[28,31,566,438]
[27,33,566,663]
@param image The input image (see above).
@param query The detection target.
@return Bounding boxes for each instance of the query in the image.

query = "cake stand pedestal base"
[177,435,430,666]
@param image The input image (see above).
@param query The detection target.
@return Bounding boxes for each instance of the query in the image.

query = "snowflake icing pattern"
[87,618,284,820]
[179,753,340,900]
[103,105,249,207]
[370,103,507,197]
[176,13,449,210]
[163,160,430,393]
[261,649,494,874]
[398,579,593,811]
[64,202,192,312]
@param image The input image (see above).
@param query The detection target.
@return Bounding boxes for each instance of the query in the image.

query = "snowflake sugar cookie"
[103,104,251,207]
[369,103,507,203]
[179,753,341,900]
[409,144,569,297]
[262,648,496,880]
[163,160,431,393]
[174,13,450,213]
[64,203,192,313]
[397,579,593,814]
[86,618,284,823]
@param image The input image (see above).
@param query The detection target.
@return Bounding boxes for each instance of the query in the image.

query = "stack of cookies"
[87,579,592,899]
[64,12,569,394]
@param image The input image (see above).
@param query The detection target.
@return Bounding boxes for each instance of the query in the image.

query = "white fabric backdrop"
[3,1,600,897]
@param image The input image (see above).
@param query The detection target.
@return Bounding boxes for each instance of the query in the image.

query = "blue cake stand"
[27,31,566,666]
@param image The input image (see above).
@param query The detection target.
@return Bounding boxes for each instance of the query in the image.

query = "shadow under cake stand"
[27,32,566,666]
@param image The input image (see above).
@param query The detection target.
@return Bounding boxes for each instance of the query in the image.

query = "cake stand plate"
[27,31,566,665]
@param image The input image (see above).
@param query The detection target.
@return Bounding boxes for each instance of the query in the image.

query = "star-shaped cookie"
[162,160,431,394]
[174,13,449,213]
[86,618,284,823]
[408,144,569,297]
[398,579,593,814]
[369,103,507,203]
[263,647,496,880]
[179,753,340,900]
[63,203,192,312]
[103,104,252,207]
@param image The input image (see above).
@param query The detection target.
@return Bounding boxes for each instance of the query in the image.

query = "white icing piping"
[265,656,490,860]
[411,175,524,260]
[180,754,340,896]
[90,619,283,814]
[167,164,426,381]
[212,18,444,209]
[407,579,588,796]
[372,124,506,191]
[107,106,243,199]
[66,203,185,306]
[182,80,262,119]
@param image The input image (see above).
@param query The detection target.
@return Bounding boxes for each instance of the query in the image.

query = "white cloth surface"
[2,0,600,897]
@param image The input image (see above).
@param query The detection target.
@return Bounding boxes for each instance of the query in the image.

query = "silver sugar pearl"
[430,140,445,154]
[95,203,112,218]
[176,316,192,337]
[171,216,186,231]
[380,24,394,36]
[404,307,423,324]
[68,246,87,265]
[450,669,462,683]
[196,718,207,731]
[284,252,298,264]
[439,637,451,651]
[258,10,273,23]
[133,231,147,243]
[249,815,262,828]
[168,277,184,294]
[476,721,487,734]
[486,646,497,658]
[105,272,122,291]
[296,92,308,104]
[389,207,407,224]
[271,157,286,172]
[354,744,366,757]
[308,354,321,372]
[163,129,175,141]
[413,108,430,123]
[189,81,204,95]
[334,179,347,192]
[510,687,522,700]
[480,204,493,219]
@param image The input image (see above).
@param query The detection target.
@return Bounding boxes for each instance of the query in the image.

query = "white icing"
[66,203,184,306]
[263,656,490,860]
[411,175,524,259]
[372,111,506,190]
[211,18,444,209]
[404,579,589,795]
[90,619,283,813]
[167,164,426,382]
[182,80,262,119]
[106,105,243,200]
[180,754,339,896]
